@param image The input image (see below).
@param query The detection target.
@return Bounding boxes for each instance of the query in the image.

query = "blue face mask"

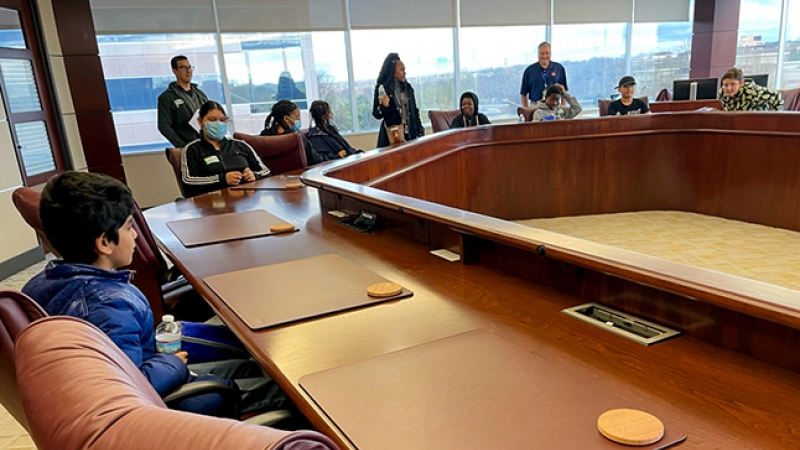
[205,121,227,140]
[291,119,302,132]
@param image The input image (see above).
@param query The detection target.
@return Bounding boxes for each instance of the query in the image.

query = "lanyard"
[540,64,551,88]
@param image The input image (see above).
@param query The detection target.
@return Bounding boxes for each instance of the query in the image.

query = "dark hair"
[376,53,400,87]
[170,55,188,70]
[199,100,226,119]
[309,100,335,134]
[545,86,562,98]
[40,171,135,264]
[263,100,298,135]
[721,67,744,83]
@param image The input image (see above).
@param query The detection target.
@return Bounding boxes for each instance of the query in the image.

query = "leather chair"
[656,88,673,101]
[233,132,307,175]
[16,316,338,450]
[130,201,211,322]
[11,187,209,322]
[165,147,188,198]
[427,109,461,132]
[598,96,649,117]
[779,87,800,111]
[11,187,58,256]
[516,106,537,122]
[0,290,45,431]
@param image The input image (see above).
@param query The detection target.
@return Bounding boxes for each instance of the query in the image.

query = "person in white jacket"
[533,84,582,121]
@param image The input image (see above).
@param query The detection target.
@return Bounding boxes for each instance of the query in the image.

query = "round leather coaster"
[285,181,303,189]
[367,282,403,298]
[597,409,664,446]
[269,223,295,233]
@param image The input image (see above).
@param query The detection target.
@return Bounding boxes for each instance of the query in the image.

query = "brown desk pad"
[166,210,297,247]
[231,176,305,191]
[203,254,413,330]
[300,330,686,450]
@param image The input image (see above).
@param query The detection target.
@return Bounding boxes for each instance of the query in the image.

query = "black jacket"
[451,92,491,128]
[372,80,424,147]
[181,137,270,198]
[157,82,208,148]
[306,126,359,160]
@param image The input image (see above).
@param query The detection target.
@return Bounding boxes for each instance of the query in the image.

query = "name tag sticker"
[174,99,184,107]
[204,155,220,165]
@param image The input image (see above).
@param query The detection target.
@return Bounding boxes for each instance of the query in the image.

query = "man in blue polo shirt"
[519,42,568,108]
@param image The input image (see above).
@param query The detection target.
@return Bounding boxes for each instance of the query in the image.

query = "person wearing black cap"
[607,76,650,116]
[450,92,491,128]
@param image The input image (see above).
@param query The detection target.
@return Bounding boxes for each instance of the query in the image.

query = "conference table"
[145,167,800,449]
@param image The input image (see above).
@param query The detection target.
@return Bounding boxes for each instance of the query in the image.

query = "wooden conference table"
[146,184,800,449]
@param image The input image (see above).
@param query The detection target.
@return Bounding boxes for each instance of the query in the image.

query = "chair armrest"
[163,379,239,415]
[162,267,185,284]
[244,409,294,428]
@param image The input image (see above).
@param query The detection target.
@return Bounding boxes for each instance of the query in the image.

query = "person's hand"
[225,171,242,185]
[338,150,347,158]
[380,94,389,107]
[174,351,188,364]
[242,167,256,182]
[389,127,403,144]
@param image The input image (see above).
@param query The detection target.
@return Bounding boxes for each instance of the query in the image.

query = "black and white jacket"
[181,137,270,198]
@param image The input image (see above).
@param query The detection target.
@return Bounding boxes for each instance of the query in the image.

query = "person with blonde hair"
[718,67,783,111]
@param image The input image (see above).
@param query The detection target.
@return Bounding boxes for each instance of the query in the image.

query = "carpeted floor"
[517,211,800,290]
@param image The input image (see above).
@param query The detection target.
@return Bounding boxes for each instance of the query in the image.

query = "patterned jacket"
[718,80,784,111]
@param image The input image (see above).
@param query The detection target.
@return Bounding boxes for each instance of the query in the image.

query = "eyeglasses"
[176,65,195,72]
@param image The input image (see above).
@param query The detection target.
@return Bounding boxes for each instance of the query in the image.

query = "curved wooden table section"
[145,185,800,449]
[301,111,800,371]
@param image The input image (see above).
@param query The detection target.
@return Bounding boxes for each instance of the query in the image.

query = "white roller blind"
[90,0,215,33]
[217,0,345,32]
[634,0,691,23]
[554,0,632,24]
[349,0,455,29]
[460,0,550,27]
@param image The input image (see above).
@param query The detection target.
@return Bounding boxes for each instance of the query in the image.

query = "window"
[736,0,782,88]
[630,22,692,98]
[781,0,800,89]
[221,31,351,135]
[0,0,64,185]
[350,28,455,131]
[98,34,222,153]
[459,26,547,119]
[551,23,628,107]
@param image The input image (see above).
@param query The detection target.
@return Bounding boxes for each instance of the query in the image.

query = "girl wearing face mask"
[261,99,324,165]
[307,100,363,160]
[181,101,270,198]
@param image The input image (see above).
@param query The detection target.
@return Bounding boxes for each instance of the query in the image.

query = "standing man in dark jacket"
[158,55,208,148]
[519,42,568,108]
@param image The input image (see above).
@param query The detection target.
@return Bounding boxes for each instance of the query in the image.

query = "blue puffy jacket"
[23,262,190,395]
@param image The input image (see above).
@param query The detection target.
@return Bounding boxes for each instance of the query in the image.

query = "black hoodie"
[450,92,491,128]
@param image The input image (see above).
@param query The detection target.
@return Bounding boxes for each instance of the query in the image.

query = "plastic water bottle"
[155,314,182,354]
[519,114,525,123]
[378,84,386,98]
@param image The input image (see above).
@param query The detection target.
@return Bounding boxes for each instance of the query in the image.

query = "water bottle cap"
[162,314,175,323]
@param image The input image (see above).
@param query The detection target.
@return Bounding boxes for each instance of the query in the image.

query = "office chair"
[233,133,307,175]
[427,109,461,132]
[0,290,46,431]
[16,316,338,450]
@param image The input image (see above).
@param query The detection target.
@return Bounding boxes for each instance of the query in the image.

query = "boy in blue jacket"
[23,171,284,417]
